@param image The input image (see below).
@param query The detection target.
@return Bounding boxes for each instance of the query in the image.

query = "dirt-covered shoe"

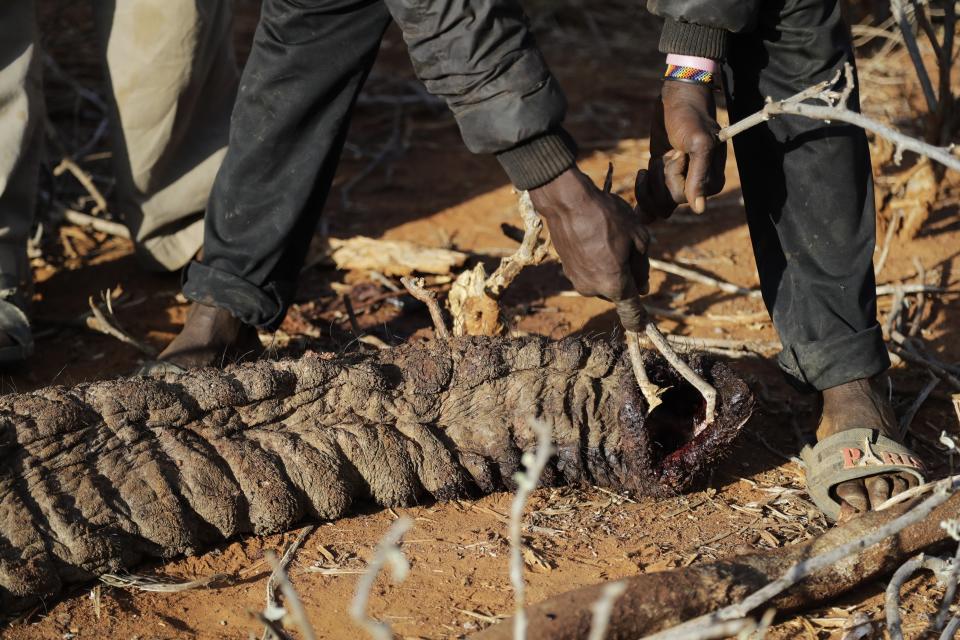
[142,302,262,374]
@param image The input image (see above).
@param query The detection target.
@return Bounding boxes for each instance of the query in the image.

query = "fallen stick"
[648,260,950,299]
[890,331,960,391]
[649,259,760,298]
[86,291,158,357]
[264,549,317,640]
[885,552,950,640]
[53,156,109,215]
[644,322,717,429]
[262,526,315,640]
[51,201,131,239]
[473,480,960,640]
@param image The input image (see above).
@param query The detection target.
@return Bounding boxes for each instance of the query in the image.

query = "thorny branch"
[718,63,960,172]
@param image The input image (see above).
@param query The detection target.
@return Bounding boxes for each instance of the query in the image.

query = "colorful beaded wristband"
[664,64,714,86]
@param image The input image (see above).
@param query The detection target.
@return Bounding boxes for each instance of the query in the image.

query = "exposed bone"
[448,192,549,336]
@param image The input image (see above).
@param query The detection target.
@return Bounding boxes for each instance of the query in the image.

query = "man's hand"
[636,81,726,219]
[529,167,650,331]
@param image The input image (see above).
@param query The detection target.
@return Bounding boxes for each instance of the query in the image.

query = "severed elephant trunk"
[0,336,753,609]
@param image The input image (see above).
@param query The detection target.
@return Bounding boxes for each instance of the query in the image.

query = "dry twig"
[401,276,450,339]
[448,191,549,336]
[262,526,314,640]
[99,572,226,592]
[641,477,959,640]
[509,419,555,640]
[53,156,109,215]
[264,549,317,640]
[86,290,158,357]
[885,552,951,640]
[587,581,629,640]
[718,64,960,172]
[898,373,940,438]
[350,517,413,640]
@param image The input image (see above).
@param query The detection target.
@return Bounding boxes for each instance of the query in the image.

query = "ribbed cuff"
[659,18,729,60]
[182,261,287,330]
[496,129,577,191]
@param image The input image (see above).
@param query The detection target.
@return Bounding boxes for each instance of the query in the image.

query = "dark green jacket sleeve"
[647,0,763,59]
[384,0,576,190]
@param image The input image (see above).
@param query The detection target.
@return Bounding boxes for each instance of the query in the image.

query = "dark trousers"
[724,0,889,390]
[182,0,563,330]
[183,0,392,329]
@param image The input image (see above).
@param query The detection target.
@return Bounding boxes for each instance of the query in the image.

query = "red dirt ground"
[3,2,959,638]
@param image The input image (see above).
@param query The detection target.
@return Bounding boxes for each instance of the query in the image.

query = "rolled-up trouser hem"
[777,324,890,392]
[182,261,285,329]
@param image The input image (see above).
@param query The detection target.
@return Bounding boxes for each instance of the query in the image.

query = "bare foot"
[157,303,262,370]
[816,377,920,517]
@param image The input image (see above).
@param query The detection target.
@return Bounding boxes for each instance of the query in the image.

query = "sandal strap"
[802,428,925,521]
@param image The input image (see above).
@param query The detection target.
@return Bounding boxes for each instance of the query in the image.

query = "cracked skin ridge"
[0,336,753,609]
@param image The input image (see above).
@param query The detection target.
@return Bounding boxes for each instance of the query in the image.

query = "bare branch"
[626,330,666,414]
[934,541,960,633]
[87,291,158,357]
[264,549,317,640]
[939,616,960,640]
[885,552,950,640]
[891,0,939,111]
[587,581,629,640]
[509,419,555,640]
[640,477,959,640]
[718,63,960,172]
[52,201,131,239]
[649,258,760,298]
[898,373,940,438]
[262,526,314,640]
[401,276,450,340]
[350,517,413,640]
[485,191,549,298]
[644,322,717,429]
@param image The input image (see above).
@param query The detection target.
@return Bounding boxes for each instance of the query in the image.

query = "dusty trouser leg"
[724,0,887,392]
[92,0,238,272]
[180,0,392,330]
[725,0,914,513]
[0,2,41,358]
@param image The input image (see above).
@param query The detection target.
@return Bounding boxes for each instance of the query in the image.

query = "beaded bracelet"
[664,64,714,86]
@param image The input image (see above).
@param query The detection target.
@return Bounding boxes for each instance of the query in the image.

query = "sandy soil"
[3,1,959,638]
